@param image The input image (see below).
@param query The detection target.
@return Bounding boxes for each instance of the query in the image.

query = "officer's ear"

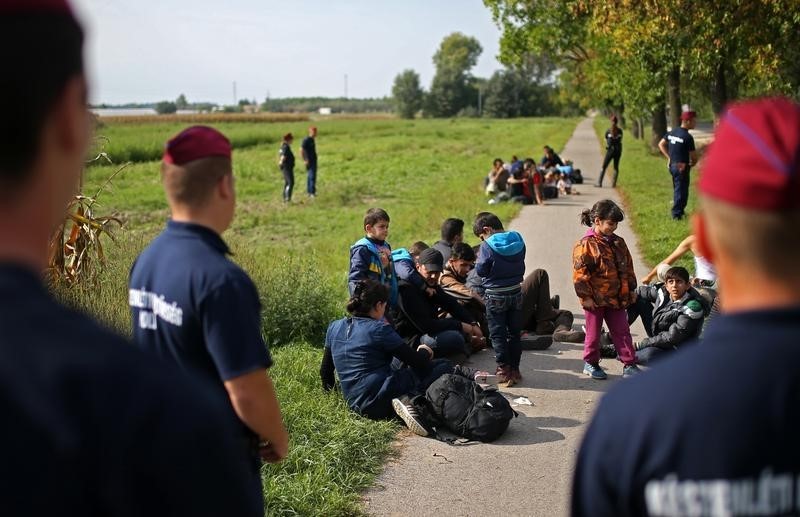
[217,171,234,200]
[692,211,713,265]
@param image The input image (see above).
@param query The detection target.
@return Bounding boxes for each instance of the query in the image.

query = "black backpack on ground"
[413,373,517,443]
[571,168,584,184]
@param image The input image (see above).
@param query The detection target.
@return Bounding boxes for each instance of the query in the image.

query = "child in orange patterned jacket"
[572,199,640,379]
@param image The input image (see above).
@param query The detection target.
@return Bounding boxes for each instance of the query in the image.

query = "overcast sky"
[71,0,505,105]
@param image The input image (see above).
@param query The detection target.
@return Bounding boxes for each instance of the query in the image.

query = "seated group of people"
[320,210,585,433]
[484,147,582,206]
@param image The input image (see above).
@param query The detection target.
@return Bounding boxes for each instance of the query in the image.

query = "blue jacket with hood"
[475,230,526,289]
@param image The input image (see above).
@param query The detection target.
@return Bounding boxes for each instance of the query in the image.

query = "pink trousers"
[583,306,636,366]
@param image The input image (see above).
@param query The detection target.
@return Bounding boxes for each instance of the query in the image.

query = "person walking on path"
[130,126,289,498]
[573,97,800,517]
[0,2,265,515]
[658,110,697,219]
[596,115,623,188]
[301,126,318,198]
[572,200,640,380]
[279,132,295,202]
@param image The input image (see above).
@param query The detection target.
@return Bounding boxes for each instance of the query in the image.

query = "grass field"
[592,118,698,275]
[62,116,579,515]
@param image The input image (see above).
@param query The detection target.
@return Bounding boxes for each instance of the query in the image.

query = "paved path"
[363,117,649,517]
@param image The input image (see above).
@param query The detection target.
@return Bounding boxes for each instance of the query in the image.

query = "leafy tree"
[426,33,483,117]
[391,69,424,119]
[175,93,188,110]
[154,101,177,115]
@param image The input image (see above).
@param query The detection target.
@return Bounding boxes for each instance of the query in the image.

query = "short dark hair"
[664,266,690,283]
[0,14,84,187]
[493,158,503,167]
[364,207,390,227]
[346,280,389,317]
[580,199,624,227]
[473,212,504,236]
[162,157,231,206]
[440,218,464,242]
[450,242,475,262]
[408,241,429,258]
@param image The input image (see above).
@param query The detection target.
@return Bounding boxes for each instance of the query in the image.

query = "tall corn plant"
[47,137,129,286]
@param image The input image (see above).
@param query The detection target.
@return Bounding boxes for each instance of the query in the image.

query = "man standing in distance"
[573,97,800,516]
[301,126,318,198]
[658,110,697,220]
[0,2,264,515]
[129,126,289,494]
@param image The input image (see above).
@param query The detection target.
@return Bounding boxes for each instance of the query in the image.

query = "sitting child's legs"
[635,346,671,366]
[627,296,655,337]
[420,330,468,357]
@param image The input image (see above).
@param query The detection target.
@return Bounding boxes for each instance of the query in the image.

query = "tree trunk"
[651,102,667,154]
[632,118,642,139]
[667,67,682,129]
[710,62,728,117]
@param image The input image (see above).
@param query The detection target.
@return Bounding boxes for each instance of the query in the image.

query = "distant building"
[318,107,332,115]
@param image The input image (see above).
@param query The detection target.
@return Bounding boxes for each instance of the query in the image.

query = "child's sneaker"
[583,362,607,380]
[391,398,429,437]
[622,364,641,378]
[496,365,515,387]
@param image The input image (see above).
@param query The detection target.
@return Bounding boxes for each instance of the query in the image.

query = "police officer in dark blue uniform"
[129,126,289,489]
[658,110,698,219]
[0,2,263,515]
[596,114,623,188]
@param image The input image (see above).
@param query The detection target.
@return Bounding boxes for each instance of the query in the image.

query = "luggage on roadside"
[413,373,516,443]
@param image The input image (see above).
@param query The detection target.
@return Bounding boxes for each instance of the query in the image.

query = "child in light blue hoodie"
[473,212,526,386]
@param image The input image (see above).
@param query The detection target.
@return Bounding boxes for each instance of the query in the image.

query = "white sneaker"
[392,398,429,437]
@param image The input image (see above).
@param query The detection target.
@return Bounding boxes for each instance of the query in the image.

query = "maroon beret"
[699,97,800,211]
[0,0,74,16]
[163,126,232,166]
[680,111,697,121]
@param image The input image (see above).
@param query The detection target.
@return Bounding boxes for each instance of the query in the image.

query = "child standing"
[348,208,398,306]
[473,212,526,386]
[572,200,640,379]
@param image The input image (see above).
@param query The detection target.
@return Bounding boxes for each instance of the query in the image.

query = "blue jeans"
[362,358,454,420]
[636,346,672,365]
[306,164,317,195]
[485,288,523,368]
[420,330,467,357]
[669,163,690,218]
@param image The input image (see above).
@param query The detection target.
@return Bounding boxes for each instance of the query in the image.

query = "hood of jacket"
[485,230,524,256]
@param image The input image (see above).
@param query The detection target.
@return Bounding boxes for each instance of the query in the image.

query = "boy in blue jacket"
[473,212,527,386]
[349,208,398,305]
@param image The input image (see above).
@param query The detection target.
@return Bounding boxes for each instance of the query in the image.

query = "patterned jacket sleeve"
[572,238,595,304]
[623,244,638,302]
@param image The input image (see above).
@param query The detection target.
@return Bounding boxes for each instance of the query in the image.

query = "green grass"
[593,118,698,274]
[60,116,579,516]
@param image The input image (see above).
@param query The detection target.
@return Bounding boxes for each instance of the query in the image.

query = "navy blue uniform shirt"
[129,221,272,407]
[664,127,695,165]
[0,264,263,516]
[301,135,317,166]
[573,307,800,517]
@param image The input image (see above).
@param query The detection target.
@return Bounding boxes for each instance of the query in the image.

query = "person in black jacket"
[627,266,708,364]
[390,248,484,359]
[278,132,295,202]
[596,115,623,188]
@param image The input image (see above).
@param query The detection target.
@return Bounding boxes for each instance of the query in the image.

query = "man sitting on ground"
[391,248,483,359]
[440,243,489,343]
[432,218,464,263]
[521,269,585,346]
[627,266,708,365]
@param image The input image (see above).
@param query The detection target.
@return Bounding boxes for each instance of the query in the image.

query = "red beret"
[0,0,74,16]
[163,126,232,166]
[699,97,800,211]
[680,111,697,121]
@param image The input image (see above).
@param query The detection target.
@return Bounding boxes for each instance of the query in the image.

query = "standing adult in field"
[279,132,295,203]
[658,110,697,220]
[301,126,318,198]
[573,97,800,517]
[0,2,263,515]
[596,115,623,188]
[129,126,289,500]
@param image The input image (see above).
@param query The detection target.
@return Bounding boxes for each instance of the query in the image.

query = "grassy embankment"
[592,118,699,275]
[61,116,579,516]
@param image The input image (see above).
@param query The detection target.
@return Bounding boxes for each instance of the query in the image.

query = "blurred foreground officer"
[0,1,264,515]
[129,126,289,494]
[573,97,800,517]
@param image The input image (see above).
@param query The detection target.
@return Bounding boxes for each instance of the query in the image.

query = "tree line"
[484,0,800,149]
